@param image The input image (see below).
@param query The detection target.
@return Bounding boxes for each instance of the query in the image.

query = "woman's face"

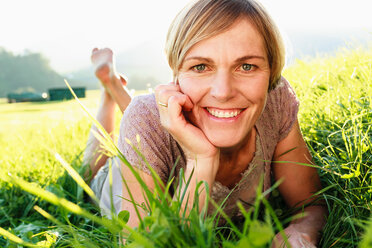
[178,18,270,149]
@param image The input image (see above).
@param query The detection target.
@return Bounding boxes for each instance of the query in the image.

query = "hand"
[155,82,219,161]
[272,225,317,248]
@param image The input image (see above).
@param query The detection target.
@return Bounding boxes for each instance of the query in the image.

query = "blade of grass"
[55,152,99,204]
[0,226,45,248]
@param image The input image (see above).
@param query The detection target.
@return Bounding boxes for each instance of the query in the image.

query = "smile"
[206,107,243,118]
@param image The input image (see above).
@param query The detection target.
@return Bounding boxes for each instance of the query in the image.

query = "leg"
[83,48,131,181]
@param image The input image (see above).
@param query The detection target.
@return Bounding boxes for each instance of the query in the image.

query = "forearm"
[289,205,327,244]
[83,92,116,180]
[174,155,219,213]
[108,74,131,114]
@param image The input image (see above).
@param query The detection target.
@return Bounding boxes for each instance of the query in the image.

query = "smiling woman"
[177,18,270,148]
[84,0,327,247]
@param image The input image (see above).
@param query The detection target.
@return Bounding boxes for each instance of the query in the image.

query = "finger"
[156,89,187,110]
[155,84,181,103]
[167,95,187,127]
[157,93,189,133]
[168,94,194,116]
[181,94,193,111]
[156,88,179,101]
[173,82,180,91]
[168,93,193,113]
[299,235,316,248]
[155,83,180,95]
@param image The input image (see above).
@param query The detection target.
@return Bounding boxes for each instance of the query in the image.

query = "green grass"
[283,46,372,247]
[0,46,371,247]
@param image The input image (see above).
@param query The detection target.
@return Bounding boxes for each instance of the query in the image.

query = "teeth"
[207,108,242,118]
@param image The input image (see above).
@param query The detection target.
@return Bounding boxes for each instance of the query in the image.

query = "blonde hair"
[165,0,285,90]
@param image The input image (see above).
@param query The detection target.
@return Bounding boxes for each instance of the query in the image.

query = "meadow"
[0,46,371,247]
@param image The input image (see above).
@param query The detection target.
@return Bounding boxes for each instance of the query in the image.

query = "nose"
[210,70,235,102]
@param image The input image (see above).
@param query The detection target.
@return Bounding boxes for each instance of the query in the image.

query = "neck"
[220,127,256,162]
[215,127,257,188]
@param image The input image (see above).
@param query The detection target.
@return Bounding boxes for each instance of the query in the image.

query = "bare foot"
[91,47,131,113]
[91,48,127,87]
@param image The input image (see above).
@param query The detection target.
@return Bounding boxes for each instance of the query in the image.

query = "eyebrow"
[183,55,266,63]
[183,56,213,63]
[235,55,266,62]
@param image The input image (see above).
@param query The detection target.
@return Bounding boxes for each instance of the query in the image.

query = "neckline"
[213,133,262,193]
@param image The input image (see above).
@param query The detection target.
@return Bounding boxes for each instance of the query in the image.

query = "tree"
[0,48,65,97]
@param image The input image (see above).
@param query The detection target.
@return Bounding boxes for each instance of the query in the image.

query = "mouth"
[206,107,244,118]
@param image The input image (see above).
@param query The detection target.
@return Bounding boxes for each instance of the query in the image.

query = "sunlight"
[0,0,370,73]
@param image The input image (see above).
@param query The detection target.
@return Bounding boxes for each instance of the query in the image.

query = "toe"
[119,74,128,86]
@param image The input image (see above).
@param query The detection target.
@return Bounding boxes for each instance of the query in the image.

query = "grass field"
[0,46,371,247]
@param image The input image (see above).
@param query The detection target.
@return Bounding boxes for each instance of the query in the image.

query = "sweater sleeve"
[277,77,300,141]
[116,94,173,183]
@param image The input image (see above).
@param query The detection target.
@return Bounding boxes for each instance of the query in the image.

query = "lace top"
[209,135,264,218]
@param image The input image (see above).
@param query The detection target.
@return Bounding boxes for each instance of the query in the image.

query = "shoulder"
[118,93,162,153]
[120,93,163,134]
[267,77,299,108]
[256,77,300,157]
[264,76,299,123]
[123,93,159,120]
[117,93,186,182]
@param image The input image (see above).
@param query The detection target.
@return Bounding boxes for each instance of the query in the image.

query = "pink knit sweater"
[117,77,299,217]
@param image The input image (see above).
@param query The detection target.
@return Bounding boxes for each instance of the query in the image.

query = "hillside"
[0,48,83,97]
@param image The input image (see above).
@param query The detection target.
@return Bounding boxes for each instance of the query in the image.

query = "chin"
[206,132,246,149]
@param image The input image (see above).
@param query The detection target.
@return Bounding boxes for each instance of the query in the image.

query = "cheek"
[252,86,268,112]
[249,75,270,100]
[178,77,192,96]
[254,89,268,107]
[253,83,268,101]
[239,78,269,108]
[178,75,205,103]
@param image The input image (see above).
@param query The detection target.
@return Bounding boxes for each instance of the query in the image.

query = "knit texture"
[117,77,299,217]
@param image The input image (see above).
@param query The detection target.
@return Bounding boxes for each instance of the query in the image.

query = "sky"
[0,0,371,73]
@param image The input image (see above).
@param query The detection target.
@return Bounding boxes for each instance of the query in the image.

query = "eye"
[241,63,254,71]
[192,64,206,72]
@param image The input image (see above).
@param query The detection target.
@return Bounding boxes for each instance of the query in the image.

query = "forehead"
[185,18,266,59]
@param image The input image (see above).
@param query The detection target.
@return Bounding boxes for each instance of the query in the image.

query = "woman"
[86,0,327,247]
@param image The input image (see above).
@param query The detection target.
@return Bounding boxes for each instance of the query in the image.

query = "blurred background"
[0,0,371,98]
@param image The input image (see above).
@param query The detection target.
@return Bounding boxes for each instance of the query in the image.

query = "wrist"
[288,223,318,245]
[186,149,219,163]
[289,206,327,244]
[185,153,220,179]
